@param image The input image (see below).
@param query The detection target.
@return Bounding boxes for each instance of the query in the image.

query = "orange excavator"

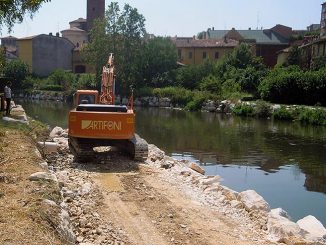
[68,54,148,162]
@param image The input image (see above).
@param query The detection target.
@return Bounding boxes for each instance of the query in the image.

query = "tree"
[82,2,146,95]
[141,37,177,87]
[287,46,302,66]
[0,0,51,32]
[3,59,29,89]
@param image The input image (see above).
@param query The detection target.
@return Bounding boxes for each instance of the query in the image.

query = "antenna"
[256,12,260,30]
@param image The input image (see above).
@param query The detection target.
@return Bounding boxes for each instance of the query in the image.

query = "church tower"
[87,0,105,32]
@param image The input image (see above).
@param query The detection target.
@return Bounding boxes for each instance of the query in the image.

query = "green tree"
[3,59,29,89]
[287,46,301,66]
[82,2,146,95]
[142,37,177,87]
[0,0,51,32]
[0,46,6,75]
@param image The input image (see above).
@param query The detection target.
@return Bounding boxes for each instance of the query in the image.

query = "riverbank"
[2,104,326,244]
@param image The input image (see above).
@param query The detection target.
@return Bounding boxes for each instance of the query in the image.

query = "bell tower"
[87,0,105,32]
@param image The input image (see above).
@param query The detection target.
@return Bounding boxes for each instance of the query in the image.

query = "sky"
[1,0,325,38]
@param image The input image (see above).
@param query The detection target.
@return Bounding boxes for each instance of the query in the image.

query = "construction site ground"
[0,120,278,245]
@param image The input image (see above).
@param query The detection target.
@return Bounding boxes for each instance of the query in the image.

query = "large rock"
[238,190,270,212]
[29,172,58,182]
[50,126,64,138]
[297,215,326,241]
[267,208,305,242]
[189,163,205,175]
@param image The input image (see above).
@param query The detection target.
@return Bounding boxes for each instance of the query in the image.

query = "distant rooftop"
[207,29,289,45]
[171,37,238,48]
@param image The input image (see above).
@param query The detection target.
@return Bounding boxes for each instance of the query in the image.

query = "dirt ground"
[74,152,275,245]
[0,125,64,245]
[0,121,276,245]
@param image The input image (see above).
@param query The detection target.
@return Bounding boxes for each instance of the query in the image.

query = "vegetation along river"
[19,99,326,226]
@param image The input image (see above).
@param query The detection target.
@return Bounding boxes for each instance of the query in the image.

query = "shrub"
[184,91,208,111]
[254,100,272,118]
[273,106,294,120]
[39,84,63,91]
[259,67,326,106]
[153,87,193,106]
[135,86,153,97]
[199,75,222,95]
[298,108,326,126]
[3,59,29,89]
[232,104,254,116]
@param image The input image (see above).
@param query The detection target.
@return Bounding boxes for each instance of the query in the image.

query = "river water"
[19,100,326,226]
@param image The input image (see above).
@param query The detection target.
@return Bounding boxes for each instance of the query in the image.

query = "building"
[321,2,326,36]
[87,0,105,32]
[0,36,18,61]
[203,25,292,67]
[16,34,75,76]
[171,37,238,65]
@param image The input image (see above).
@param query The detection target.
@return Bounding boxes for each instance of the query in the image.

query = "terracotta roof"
[171,38,238,48]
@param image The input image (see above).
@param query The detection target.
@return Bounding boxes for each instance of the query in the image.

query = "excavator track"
[68,134,148,163]
[131,134,148,161]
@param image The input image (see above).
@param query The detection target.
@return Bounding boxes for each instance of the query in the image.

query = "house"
[171,37,238,65]
[203,25,292,67]
[16,34,75,77]
[0,36,18,61]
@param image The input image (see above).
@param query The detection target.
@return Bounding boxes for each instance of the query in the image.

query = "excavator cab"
[73,90,99,106]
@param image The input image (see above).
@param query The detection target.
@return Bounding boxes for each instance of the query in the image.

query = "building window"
[203,52,207,59]
[178,49,182,60]
[189,51,192,59]
[75,65,86,74]
[215,52,219,59]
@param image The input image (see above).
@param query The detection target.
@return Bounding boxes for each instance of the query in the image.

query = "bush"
[259,67,326,106]
[153,87,193,106]
[199,75,222,95]
[3,59,29,89]
[184,91,208,111]
[254,101,272,118]
[135,86,153,97]
[39,84,63,91]
[232,104,254,116]
[273,106,294,120]
[298,108,326,126]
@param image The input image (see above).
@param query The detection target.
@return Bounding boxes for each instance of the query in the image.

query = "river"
[18,99,326,226]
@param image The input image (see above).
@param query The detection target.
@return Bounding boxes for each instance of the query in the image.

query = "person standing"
[4,82,12,116]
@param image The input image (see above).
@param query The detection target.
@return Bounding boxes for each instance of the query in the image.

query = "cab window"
[78,94,95,104]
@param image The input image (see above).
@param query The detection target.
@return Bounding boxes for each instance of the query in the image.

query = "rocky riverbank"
[29,126,325,245]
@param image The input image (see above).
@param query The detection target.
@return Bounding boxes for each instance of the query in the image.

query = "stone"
[189,163,205,175]
[238,190,270,213]
[221,186,238,201]
[230,200,243,209]
[56,170,69,186]
[199,176,221,185]
[79,183,92,196]
[38,141,58,153]
[39,161,48,170]
[297,215,326,240]
[50,126,64,138]
[267,208,305,242]
[29,172,58,182]
[43,199,58,207]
